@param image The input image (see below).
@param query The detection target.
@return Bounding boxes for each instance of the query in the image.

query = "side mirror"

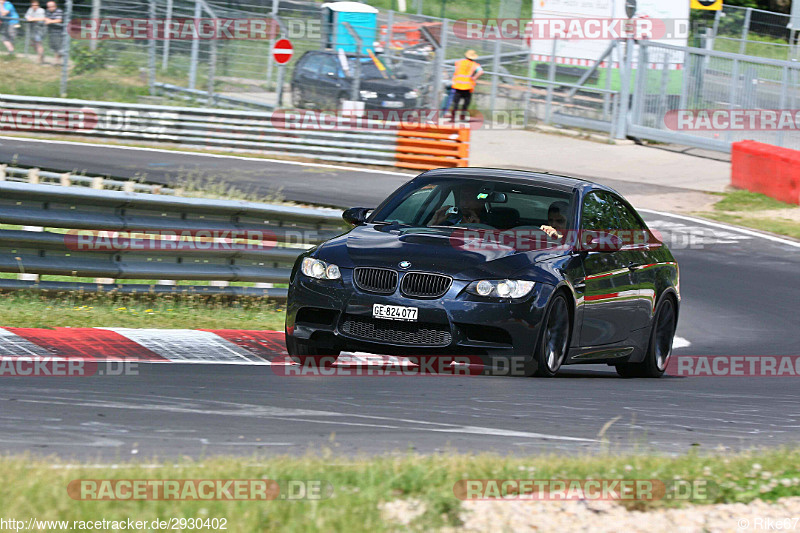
[342,207,371,226]
[576,231,624,253]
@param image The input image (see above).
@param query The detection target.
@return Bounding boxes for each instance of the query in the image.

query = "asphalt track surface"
[1,138,799,460]
[0,136,690,207]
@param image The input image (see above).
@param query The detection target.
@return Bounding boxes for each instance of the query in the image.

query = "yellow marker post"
[690,0,722,11]
[367,49,390,79]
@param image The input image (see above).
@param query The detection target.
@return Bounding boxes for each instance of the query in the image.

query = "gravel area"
[383,497,800,532]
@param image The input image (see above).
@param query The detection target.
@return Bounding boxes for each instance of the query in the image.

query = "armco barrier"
[0,94,471,169]
[731,141,800,205]
[0,181,347,299]
[395,124,470,170]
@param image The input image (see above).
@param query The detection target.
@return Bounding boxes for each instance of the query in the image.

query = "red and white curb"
[0,327,410,366]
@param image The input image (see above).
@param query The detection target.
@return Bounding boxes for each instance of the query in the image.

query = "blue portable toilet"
[321,2,378,54]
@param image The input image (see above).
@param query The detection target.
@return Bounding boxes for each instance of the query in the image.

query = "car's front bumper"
[286,268,554,357]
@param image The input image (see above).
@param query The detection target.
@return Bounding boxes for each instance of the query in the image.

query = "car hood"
[315,225,567,280]
[359,78,414,94]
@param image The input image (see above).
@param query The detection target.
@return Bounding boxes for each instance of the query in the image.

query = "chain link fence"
[693,4,798,61]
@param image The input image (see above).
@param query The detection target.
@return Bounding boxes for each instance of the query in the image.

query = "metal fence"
[627,40,800,152]
[0,180,346,298]
[693,4,798,61]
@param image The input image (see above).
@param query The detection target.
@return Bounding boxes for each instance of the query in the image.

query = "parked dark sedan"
[285,168,680,378]
[290,50,420,110]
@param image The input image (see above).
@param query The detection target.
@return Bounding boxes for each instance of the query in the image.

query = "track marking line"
[640,208,800,249]
[673,336,691,349]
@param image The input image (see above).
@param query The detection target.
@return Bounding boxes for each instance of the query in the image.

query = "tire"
[285,335,340,368]
[532,293,572,377]
[616,296,676,378]
[291,86,305,109]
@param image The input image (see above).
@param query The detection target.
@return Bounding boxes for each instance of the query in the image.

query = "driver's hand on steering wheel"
[540,225,563,239]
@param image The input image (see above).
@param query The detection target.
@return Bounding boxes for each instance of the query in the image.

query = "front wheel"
[285,335,340,368]
[616,297,676,378]
[291,86,306,109]
[532,293,571,377]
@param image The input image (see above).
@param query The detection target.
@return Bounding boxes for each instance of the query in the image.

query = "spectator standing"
[25,0,44,63]
[449,49,483,122]
[0,0,20,54]
[43,0,61,64]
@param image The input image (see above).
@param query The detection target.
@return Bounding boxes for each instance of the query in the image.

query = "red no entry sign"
[272,39,293,65]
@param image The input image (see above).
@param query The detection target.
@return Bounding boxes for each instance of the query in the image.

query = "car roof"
[309,50,375,59]
[417,167,618,195]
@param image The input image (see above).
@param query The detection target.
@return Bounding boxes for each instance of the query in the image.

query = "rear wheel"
[616,297,676,378]
[285,335,340,368]
[532,293,571,377]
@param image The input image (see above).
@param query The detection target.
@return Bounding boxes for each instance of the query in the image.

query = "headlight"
[301,257,342,280]
[404,90,419,99]
[359,90,378,99]
[466,279,535,299]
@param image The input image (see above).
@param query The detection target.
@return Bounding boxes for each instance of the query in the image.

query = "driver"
[540,201,569,239]
[429,183,487,226]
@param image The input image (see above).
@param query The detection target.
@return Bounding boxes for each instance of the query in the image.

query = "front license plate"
[382,101,403,108]
[373,304,418,321]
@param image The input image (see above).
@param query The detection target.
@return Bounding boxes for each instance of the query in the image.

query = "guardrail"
[0,164,175,195]
[0,181,347,300]
[0,94,471,168]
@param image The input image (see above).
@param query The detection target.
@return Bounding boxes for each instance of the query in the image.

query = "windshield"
[371,178,575,234]
[347,57,388,79]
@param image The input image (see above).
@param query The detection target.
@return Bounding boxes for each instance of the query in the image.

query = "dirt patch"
[383,497,800,532]
[625,191,720,213]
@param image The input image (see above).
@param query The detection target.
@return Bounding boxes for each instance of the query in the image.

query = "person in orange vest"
[450,50,483,122]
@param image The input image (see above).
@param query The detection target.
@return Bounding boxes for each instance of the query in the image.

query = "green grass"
[694,190,800,240]
[3,448,800,531]
[714,33,793,61]
[0,292,285,330]
[700,212,800,240]
[712,190,796,212]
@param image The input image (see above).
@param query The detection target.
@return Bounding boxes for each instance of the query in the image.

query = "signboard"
[272,38,293,65]
[530,0,689,71]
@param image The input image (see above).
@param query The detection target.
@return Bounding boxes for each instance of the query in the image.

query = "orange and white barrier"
[395,124,471,170]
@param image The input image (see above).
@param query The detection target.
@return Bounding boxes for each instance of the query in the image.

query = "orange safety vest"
[451,59,479,91]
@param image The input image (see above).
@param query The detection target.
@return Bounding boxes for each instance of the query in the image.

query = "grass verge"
[0,292,285,330]
[696,190,800,241]
[2,449,800,531]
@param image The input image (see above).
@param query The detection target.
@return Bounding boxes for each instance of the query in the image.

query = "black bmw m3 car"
[286,168,680,378]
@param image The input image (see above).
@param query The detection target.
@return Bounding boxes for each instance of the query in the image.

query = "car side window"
[581,192,618,232]
[609,195,645,231]
[300,55,323,75]
[608,195,650,245]
[320,57,340,77]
